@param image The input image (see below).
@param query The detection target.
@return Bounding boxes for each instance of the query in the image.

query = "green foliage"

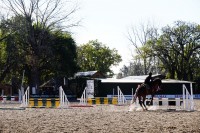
[0,15,79,85]
[49,32,79,78]
[0,0,79,87]
[77,40,122,76]
[140,21,200,81]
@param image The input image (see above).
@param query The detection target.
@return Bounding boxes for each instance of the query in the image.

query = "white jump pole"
[20,87,30,107]
[117,86,127,105]
[182,84,194,111]
[59,86,70,108]
[183,84,185,109]
[18,89,22,103]
[113,88,114,98]
[190,83,194,110]
[80,87,87,105]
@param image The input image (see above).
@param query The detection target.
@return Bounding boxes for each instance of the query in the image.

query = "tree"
[148,21,200,80]
[0,0,79,87]
[127,22,159,75]
[77,40,122,77]
[0,22,24,83]
[0,17,79,85]
[118,56,161,78]
[160,21,200,80]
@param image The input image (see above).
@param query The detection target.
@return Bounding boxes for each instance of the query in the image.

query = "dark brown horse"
[132,78,162,110]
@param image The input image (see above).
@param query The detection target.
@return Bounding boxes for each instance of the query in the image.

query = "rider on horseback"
[144,72,152,89]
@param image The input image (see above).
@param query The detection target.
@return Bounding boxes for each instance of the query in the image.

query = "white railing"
[117,86,127,105]
[20,87,30,108]
[151,98,182,110]
[58,86,70,108]
[79,87,87,105]
[183,84,194,111]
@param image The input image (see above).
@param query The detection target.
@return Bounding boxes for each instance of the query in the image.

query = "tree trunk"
[144,58,147,75]
[29,54,40,93]
[30,66,40,92]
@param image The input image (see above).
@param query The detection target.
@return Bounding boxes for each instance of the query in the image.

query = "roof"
[101,75,194,84]
[122,74,165,80]
[75,71,97,77]
[74,71,106,78]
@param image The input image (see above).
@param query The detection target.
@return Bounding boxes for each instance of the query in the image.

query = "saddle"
[143,83,151,90]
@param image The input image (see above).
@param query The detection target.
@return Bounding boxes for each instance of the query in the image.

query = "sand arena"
[0,100,200,133]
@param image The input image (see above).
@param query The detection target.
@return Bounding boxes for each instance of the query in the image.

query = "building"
[97,74,197,98]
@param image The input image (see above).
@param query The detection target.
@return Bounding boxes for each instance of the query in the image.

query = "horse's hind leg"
[131,94,136,104]
[138,97,145,110]
[142,96,148,110]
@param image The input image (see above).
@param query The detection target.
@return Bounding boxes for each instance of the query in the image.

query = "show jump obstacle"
[132,83,194,111]
[20,86,70,108]
[79,86,127,106]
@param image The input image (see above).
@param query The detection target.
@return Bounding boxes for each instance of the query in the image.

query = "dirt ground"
[0,100,199,133]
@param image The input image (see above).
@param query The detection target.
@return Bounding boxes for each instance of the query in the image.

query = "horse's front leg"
[151,94,155,105]
[149,94,154,106]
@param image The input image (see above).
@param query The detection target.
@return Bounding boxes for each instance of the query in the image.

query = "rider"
[144,72,152,89]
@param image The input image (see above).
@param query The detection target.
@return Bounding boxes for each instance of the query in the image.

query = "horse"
[131,78,162,110]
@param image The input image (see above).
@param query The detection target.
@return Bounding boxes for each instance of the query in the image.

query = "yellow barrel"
[29,98,34,107]
[103,97,108,104]
[112,97,118,105]
[37,98,43,107]
[87,98,93,105]
[55,98,60,108]
[29,98,60,108]
[46,99,52,107]
[95,97,100,105]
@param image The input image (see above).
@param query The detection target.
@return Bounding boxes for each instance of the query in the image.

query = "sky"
[72,0,200,74]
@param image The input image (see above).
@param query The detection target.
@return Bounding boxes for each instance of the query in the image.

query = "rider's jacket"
[144,76,152,86]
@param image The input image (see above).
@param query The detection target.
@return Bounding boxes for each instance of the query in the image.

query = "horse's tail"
[131,94,136,104]
[131,84,140,104]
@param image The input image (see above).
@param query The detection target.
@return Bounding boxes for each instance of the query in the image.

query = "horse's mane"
[153,78,161,81]
[152,78,162,84]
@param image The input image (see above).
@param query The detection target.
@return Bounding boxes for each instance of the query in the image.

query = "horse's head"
[152,78,162,91]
